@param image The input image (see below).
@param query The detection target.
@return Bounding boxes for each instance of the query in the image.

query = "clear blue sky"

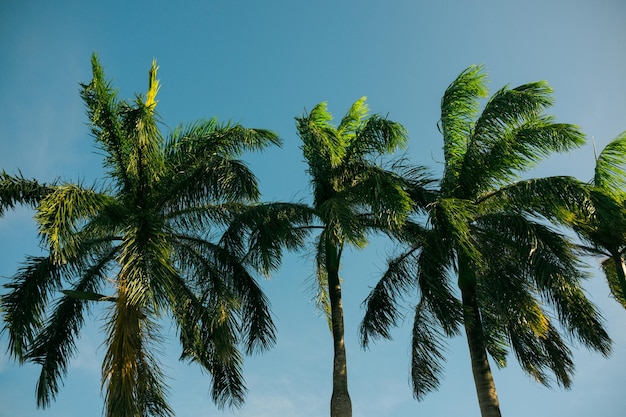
[1,1,626,416]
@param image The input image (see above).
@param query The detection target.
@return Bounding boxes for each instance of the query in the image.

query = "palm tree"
[360,66,612,417]
[1,54,297,417]
[294,97,419,417]
[568,132,626,307]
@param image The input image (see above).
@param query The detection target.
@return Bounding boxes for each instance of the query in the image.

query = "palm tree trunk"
[103,284,143,417]
[326,242,352,417]
[461,283,502,417]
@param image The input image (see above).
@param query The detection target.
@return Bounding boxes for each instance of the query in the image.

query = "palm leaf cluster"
[1,55,303,417]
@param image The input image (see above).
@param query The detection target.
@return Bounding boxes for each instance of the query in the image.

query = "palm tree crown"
[1,55,285,417]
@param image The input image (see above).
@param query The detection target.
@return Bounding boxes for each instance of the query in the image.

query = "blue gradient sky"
[1,1,626,416]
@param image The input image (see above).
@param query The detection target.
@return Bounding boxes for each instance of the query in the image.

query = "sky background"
[1,1,626,416]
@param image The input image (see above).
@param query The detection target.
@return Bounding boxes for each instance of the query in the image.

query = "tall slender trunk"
[461,284,502,417]
[326,242,352,417]
[458,257,501,417]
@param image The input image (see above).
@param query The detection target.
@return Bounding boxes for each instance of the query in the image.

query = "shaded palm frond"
[601,256,626,307]
[416,231,463,336]
[343,163,412,231]
[522,225,612,355]
[2,256,61,361]
[360,247,420,346]
[221,202,314,275]
[28,248,116,408]
[80,54,131,190]
[410,301,449,400]
[166,268,247,409]
[0,171,53,216]
[483,176,592,224]
[508,319,574,388]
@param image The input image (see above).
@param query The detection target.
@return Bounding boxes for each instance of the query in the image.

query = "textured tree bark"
[461,284,502,417]
[327,243,352,417]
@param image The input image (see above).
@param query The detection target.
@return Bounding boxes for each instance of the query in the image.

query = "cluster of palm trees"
[2,56,625,417]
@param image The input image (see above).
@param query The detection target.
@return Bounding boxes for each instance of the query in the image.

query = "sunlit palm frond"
[348,115,408,158]
[35,184,115,263]
[465,118,585,195]
[337,96,368,135]
[297,102,345,169]
[594,130,626,192]
[440,65,488,193]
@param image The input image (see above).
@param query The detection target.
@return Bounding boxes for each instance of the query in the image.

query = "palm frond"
[601,256,626,307]
[343,163,412,230]
[594,130,626,192]
[297,102,345,169]
[28,249,115,407]
[80,54,131,190]
[162,147,262,207]
[312,233,333,329]
[464,118,585,194]
[317,196,367,248]
[440,65,489,193]
[221,202,313,275]
[473,81,554,144]
[410,301,449,400]
[416,231,463,336]
[523,224,612,355]
[348,115,408,159]
[360,247,419,346]
[1,256,60,361]
[338,96,368,135]
[35,184,114,263]
[172,234,276,354]
[166,267,248,409]
[508,320,574,388]
[0,171,53,216]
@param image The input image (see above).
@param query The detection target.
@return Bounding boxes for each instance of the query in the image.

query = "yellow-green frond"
[145,59,160,110]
